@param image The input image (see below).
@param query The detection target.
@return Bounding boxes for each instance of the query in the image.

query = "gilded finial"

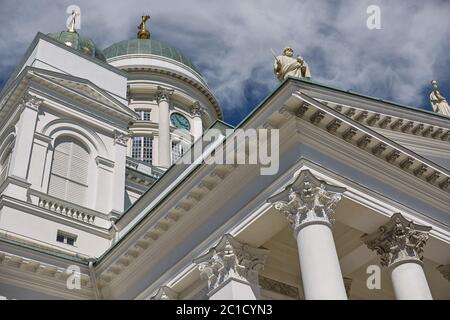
[137,15,151,39]
[67,10,80,33]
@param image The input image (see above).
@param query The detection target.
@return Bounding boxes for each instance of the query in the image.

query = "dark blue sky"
[1,0,449,126]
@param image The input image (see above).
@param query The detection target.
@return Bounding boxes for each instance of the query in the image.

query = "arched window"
[0,150,11,184]
[48,137,90,206]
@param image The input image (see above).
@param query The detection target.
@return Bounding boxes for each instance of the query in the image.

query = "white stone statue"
[430,80,450,116]
[274,47,311,81]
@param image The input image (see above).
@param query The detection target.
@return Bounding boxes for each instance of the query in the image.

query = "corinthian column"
[156,86,173,168]
[193,234,269,300]
[190,101,204,142]
[269,170,347,300]
[362,213,433,300]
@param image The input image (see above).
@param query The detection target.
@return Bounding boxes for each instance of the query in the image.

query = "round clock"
[170,112,191,131]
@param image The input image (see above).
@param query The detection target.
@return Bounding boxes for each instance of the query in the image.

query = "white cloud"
[1,0,449,118]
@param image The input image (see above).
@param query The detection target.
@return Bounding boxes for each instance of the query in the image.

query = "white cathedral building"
[0,14,449,300]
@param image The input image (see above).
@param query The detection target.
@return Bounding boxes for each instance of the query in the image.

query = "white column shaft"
[111,143,127,213]
[390,262,432,300]
[296,224,347,300]
[158,99,171,168]
[209,279,258,300]
[192,116,203,142]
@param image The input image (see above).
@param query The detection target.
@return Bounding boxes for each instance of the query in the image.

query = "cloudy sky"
[1,0,449,125]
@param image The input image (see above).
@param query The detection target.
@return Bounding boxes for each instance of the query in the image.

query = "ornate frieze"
[193,234,269,294]
[400,157,414,170]
[414,164,428,177]
[372,143,387,156]
[391,119,403,131]
[344,108,356,118]
[412,124,424,135]
[422,126,433,137]
[357,135,372,148]
[437,264,450,281]
[326,119,342,133]
[386,150,400,163]
[426,172,440,183]
[258,275,300,299]
[361,213,431,268]
[432,128,444,139]
[355,111,368,123]
[366,114,380,126]
[439,178,450,189]
[268,170,346,232]
[401,121,414,133]
[342,128,357,141]
[310,110,325,125]
[295,103,309,117]
[378,116,392,129]
[441,131,450,141]
[334,105,343,113]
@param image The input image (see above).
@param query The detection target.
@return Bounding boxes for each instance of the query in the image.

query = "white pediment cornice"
[28,67,137,120]
[289,79,449,144]
[0,67,137,129]
[265,90,450,194]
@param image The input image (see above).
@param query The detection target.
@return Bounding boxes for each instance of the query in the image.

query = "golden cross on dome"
[137,15,151,39]
[67,10,80,33]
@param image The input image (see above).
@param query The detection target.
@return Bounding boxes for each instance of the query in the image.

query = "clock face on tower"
[170,112,191,131]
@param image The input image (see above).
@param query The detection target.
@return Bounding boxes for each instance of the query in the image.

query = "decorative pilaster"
[437,264,450,281]
[362,213,433,300]
[150,286,178,300]
[193,234,269,300]
[156,86,173,168]
[268,170,348,300]
[6,93,43,199]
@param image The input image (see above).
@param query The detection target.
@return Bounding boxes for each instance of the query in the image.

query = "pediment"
[262,83,450,195]
[28,67,137,120]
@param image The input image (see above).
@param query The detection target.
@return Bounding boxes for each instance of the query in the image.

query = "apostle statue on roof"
[430,80,450,116]
[273,47,311,81]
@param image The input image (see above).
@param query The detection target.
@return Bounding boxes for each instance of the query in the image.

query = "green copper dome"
[103,39,201,74]
[47,31,106,61]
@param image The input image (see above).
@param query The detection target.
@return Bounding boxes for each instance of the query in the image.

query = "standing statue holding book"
[430,80,450,116]
[273,47,311,81]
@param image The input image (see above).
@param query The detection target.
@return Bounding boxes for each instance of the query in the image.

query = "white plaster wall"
[0,206,110,257]
[19,38,127,104]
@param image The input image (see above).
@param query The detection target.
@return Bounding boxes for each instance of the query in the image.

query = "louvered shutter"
[48,138,89,206]
[0,151,11,184]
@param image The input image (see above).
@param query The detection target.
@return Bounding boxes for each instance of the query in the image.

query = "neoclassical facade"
[0,16,449,300]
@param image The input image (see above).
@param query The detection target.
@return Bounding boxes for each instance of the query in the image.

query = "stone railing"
[126,157,165,179]
[29,190,100,224]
